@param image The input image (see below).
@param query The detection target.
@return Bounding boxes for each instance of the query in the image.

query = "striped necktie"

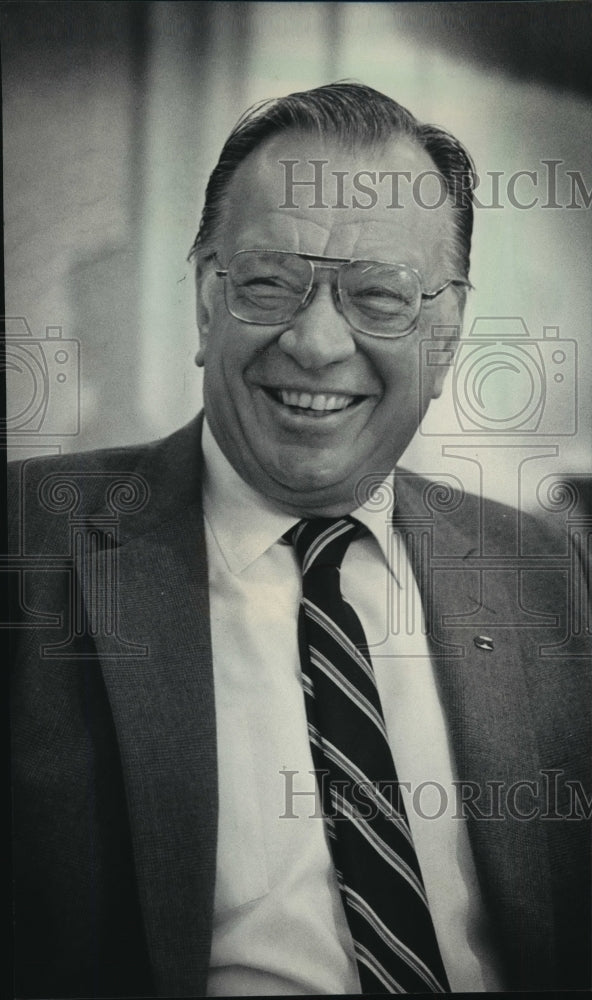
[288,516,450,994]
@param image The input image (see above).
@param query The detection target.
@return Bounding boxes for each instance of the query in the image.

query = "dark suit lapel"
[394,473,555,988]
[80,417,217,996]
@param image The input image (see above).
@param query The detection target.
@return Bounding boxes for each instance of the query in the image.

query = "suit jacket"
[9,414,591,997]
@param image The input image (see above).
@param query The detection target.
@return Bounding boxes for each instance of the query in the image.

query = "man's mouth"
[264,388,362,416]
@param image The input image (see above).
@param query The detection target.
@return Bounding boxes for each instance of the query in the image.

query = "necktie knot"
[286,516,359,575]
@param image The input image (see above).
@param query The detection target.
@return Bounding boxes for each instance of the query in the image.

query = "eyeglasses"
[214,250,471,339]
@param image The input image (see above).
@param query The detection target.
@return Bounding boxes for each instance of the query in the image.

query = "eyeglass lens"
[225,251,422,336]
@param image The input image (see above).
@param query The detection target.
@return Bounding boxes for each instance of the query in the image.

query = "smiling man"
[193,127,465,516]
[9,83,591,998]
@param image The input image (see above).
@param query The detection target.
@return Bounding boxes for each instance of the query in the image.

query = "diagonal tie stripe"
[345,887,445,992]
[354,940,405,994]
[288,516,450,995]
[307,724,413,844]
[329,790,428,905]
[308,645,390,740]
[303,598,376,681]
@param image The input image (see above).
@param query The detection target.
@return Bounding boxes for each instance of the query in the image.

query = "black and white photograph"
[4,2,592,996]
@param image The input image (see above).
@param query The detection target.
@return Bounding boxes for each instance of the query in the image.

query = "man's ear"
[194,257,218,367]
[428,296,465,400]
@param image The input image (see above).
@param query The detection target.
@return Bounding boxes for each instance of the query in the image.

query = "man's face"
[197,132,464,517]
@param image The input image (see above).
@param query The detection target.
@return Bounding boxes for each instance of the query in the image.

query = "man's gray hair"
[188,81,476,279]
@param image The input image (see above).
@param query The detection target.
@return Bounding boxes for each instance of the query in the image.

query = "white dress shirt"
[201,421,504,995]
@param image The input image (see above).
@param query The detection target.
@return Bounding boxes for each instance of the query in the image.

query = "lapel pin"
[474,635,494,651]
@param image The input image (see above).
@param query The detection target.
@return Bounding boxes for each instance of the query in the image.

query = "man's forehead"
[221,130,453,266]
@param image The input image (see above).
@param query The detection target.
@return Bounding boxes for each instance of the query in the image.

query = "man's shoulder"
[393,468,569,557]
[9,415,202,479]
[9,437,152,485]
[394,467,517,525]
[10,415,205,483]
[7,415,205,539]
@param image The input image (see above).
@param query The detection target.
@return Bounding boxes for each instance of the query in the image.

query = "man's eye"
[244,276,283,287]
[240,277,301,296]
[351,288,411,313]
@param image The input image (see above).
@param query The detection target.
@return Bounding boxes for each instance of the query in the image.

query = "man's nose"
[277,285,356,369]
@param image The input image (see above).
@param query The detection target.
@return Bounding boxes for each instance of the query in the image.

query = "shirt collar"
[202,419,395,575]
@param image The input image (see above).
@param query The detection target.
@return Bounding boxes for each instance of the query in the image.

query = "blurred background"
[3,0,592,511]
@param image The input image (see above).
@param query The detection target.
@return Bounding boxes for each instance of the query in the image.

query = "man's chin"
[258,463,369,518]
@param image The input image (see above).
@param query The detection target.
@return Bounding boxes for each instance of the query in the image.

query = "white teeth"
[277,389,355,411]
